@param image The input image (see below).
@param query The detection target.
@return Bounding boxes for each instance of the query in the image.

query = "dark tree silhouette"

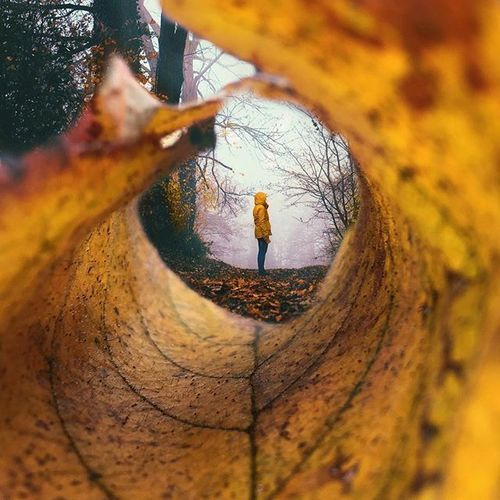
[0,1,91,153]
[92,0,147,79]
[0,0,147,154]
[138,17,210,263]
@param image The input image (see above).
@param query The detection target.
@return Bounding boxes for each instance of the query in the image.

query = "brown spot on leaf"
[357,0,480,54]
[399,70,438,111]
[328,454,359,494]
[411,469,443,492]
[35,420,50,432]
[464,60,489,92]
[399,165,418,181]
[421,419,440,443]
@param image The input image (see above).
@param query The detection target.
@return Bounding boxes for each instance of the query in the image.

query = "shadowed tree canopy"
[138,16,206,263]
[0,1,87,153]
[0,0,146,154]
[93,0,147,77]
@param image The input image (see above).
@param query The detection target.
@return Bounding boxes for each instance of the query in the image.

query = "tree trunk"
[139,17,205,262]
[178,35,199,244]
[93,0,145,77]
[137,0,159,82]
[155,16,187,102]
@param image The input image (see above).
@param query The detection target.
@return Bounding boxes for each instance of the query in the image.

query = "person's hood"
[254,192,268,207]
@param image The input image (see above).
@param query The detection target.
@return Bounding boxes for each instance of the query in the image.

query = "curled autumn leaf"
[0,57,220,326]
[2,1,500,500]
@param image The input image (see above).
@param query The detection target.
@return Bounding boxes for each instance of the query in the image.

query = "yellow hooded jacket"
[253,192,272,239]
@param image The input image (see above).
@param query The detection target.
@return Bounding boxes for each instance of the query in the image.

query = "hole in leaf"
[139,39,359,323]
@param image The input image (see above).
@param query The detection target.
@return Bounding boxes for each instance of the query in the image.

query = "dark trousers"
[257,238,268,274]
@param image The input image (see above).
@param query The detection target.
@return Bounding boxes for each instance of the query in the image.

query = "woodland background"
[1,0,358,271]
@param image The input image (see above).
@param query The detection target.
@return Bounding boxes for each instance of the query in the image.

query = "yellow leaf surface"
[2,1,500,499]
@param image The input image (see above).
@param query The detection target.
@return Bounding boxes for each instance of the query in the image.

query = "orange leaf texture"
[2,1,500,499]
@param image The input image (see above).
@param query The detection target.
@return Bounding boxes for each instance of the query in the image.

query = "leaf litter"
[173,258,328,323]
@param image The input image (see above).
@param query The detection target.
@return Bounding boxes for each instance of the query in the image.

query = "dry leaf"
[1,1,500,499]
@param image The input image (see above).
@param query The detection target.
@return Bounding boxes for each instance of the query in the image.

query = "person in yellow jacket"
[253,192,272,275]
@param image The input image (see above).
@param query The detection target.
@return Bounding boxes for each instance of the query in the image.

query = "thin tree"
[138,17,210,263]
[276,116,359,253]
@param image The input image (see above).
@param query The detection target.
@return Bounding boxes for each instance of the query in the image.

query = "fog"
[200,193,330,269]
[145,1,334,269]
[196,99,332,269]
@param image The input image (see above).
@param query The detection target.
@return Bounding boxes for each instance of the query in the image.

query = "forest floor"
[173,258,328,323]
